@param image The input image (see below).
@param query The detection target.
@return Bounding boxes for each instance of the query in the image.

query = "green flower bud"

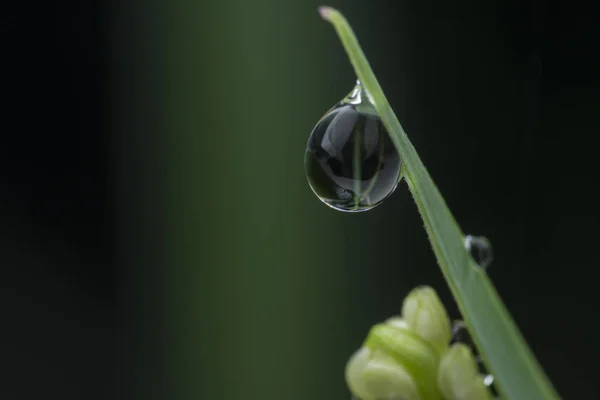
[437,344,493,400]
[345,287,492,400]
[401,286,451,354]
[345,346,420,400]
[365,323,440,400]
[345,347,373,399]
[385,316,410,331]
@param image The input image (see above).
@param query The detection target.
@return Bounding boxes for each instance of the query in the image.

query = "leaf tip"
[317,6,334,20]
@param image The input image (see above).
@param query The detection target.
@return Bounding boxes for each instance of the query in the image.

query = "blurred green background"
[119,1,415,398]
[115,1,445,398]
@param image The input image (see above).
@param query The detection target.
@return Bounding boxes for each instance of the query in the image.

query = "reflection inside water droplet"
[464,235,494,269]
[305,81,402,212]
[451,320,499,398]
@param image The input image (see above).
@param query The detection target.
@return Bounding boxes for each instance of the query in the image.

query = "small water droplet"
[477,359,499,397]
[450,320,476,350]
[464,235,494,269]
[305,81,402,212]
[451,321,499,398]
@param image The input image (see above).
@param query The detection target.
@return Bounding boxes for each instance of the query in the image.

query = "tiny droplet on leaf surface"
[450,320,499,398]
[464,235,494,269]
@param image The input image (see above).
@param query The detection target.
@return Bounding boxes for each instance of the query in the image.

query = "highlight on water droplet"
[483,373,495,388]
[450,320,500,398]
[304,80,402,212]
[464,235,494,269]
[477,357,499,398]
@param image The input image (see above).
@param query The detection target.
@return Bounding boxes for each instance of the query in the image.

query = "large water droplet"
[450,320,499,398]
[305,81,402,212]
[464,235,494,269]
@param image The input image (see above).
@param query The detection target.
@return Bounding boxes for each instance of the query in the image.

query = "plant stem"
[318,6,560,400]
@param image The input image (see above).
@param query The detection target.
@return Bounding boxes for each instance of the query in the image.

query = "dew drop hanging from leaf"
[450,320,500,398]
[304,80,402,212]
[464,235,494,269]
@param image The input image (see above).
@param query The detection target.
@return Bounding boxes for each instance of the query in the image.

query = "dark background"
[2,0,598,399]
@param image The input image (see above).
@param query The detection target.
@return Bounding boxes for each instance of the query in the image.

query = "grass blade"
[318,6,560,400]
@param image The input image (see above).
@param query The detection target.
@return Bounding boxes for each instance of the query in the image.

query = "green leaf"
[318,6,560,400]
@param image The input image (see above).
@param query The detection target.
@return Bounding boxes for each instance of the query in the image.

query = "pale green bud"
[437,344,493,400]
[365,324,440,400]
[401,286,451,354]
[385,316,410,331]
[345,287,493,400]
[345,346,420,400]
